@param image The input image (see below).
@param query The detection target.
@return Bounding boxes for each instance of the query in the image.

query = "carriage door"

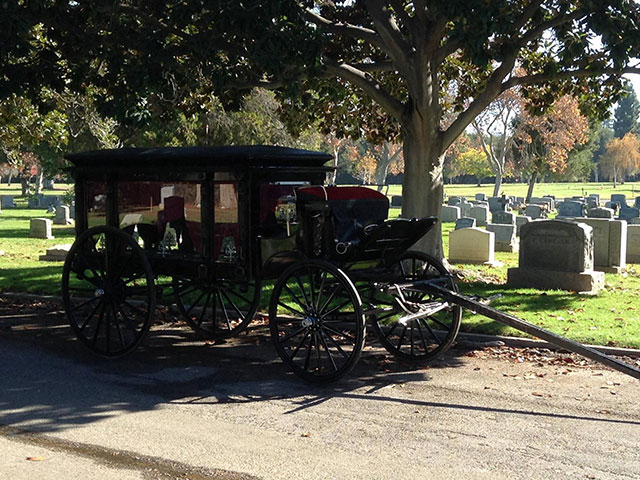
[213,177,240,264]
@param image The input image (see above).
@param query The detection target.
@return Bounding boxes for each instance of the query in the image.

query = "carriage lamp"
[275,200,297,236]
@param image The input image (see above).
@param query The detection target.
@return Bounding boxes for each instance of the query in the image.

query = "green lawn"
[1,182,639,347]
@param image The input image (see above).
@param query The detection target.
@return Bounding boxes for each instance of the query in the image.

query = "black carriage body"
[66,146,332,282]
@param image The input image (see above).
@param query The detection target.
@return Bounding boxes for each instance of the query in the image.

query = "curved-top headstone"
[507,220,604,293]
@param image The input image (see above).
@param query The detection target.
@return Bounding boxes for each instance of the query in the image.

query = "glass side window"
[86,181,107,227]
[214,182,239,261]
[117,181,202,254]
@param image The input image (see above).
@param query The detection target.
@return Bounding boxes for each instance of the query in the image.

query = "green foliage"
[613,83,640,138]
[451,148,493,182]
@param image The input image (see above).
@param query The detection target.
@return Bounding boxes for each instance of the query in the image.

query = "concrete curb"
[2,291,639,358]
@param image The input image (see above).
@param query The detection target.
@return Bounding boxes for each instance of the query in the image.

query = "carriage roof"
[65,145,333,173]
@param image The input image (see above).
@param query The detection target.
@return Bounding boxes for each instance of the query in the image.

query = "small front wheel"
[269,260,365,383]
[369,252,461,363]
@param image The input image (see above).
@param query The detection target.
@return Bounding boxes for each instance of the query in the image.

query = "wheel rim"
[173,276,261,339]
[270,261,365,382]
[62,226,156,357]
[368,252,461,363]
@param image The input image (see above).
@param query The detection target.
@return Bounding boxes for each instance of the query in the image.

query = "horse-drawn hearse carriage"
[62,146,639,382]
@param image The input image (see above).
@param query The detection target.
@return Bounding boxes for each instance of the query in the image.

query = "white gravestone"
[486,223,518,252]
[572,218,627,273]
[627,225,640,264]
[441,205,460,223]
[448,227,496,265]
[469,205,489,227]
[53,205,73,225]
[29,218,54,239]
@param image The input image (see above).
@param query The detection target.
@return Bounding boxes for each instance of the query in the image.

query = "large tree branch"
[511,0,544,35]
[389,0,416,38]
[443,54,518,151]
[303,8,385,49]
[363,0,413,76]
[325,62,405,120]
[517,8,588,46]
[502,66,640,90]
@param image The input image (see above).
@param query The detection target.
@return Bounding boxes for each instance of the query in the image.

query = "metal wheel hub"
[301,315,321,330]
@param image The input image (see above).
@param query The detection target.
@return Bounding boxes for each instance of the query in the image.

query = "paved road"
[1,297,639,479]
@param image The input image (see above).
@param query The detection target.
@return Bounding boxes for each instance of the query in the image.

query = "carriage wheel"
[369,251,461,363]
[172,276,261,340]
[269,260,365,383]
[62,226,156,357]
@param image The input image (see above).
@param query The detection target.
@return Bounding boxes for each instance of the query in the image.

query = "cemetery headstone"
[524,204,544,220]
[492,211,516,225]
[459,200,473,217]
[28,194,44,208]
[573,218,627,273]
[469,204,489,227]
[507,220,604,293]
[39,244,72,262]
[47,204,56,214]
[618,207,640,223]
[486,223,518,252]
[587,207,614,219]
[475,193,487,201]
[586,197,598,209]
[69,202,75,220]
[448,227,497,265]
[515,215,531,236]
[588,194,600,204]
[29,218,54,239]
[1,196,16,209]
[441,205,461,223]
[53,205,73,225]
[455,217,476,230]
[542,196,556,210]
[635,196,640,209]
[611,194,628,208]
[448,197,462,206]
[556,200,585,218]
[488,196,510,213]
[43,179,55,190]
[627,225,640,263]
[391,195,402,207]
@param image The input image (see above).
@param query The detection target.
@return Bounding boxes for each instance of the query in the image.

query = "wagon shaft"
[422,283,640,381]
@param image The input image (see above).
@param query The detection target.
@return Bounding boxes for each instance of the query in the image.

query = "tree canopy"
[613,84,640,138]
[4,1,640,256]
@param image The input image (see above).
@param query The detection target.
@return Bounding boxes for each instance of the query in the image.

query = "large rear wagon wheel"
[172,277,261,340]
[369,252,461,363]
[62,226,156,357]
[269,260,365,383]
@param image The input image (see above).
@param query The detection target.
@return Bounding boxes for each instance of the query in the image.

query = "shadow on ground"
[0,296,636,436]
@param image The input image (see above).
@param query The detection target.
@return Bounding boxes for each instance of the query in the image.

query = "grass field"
[1,182,639,347]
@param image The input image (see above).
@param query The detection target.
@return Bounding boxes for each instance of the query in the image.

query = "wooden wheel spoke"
[294,274,312,308]
[322,327,350,358]
[303,332,314,371]
[320,296,353,319]
[277,301,305,317]
[322,324,356,343]
[79,299,104,332]
[419,318,442,344]
[185,291,207,316]
[290,330,310,360]
[197,292,213,327]
[315,271,327,311]
[223,287,254,307]
[69,296,99,314]
[317,282,341,315]
[396,324,408,350]
[216,290,233,330]
[91,303,106,346]
[318,329,338,371]
[283,284,309,312]
[219,288,246,320]
[280,325,307,344]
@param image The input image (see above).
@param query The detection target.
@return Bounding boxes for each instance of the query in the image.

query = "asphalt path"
[0,297,639,479]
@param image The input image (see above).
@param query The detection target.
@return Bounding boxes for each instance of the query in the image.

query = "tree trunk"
[20,176,30,196]
[492,169,503,197]
[401,119,445,259]
[35,171,44,194]
[526,171,537,203]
